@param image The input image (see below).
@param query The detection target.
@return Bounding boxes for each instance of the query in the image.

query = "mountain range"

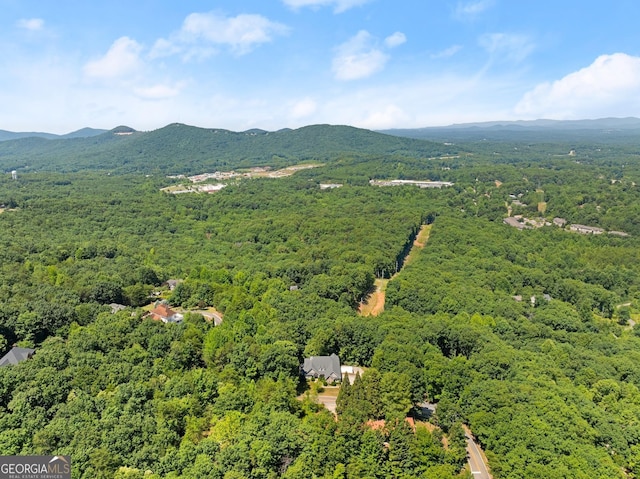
[379,117,640,143]
[0,127,107,142]
[2,118,639,174]
[0,123,452,174]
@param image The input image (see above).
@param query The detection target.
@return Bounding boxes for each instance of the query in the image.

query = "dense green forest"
[1,125,640,478]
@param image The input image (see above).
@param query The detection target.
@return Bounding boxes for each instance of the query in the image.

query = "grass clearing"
[406,224,432,265]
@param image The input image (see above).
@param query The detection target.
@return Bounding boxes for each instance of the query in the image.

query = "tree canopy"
[1,126,640,478]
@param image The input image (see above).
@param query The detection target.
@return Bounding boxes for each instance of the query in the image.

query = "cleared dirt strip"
[359,224,432,317]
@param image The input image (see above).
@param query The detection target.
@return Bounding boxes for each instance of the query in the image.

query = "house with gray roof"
[165,279,183,291]
[0,347,35,367]
[109,303,127,314]
[301,353,342,384]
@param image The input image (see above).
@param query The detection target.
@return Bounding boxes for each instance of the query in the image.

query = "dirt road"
[358,224,432,317]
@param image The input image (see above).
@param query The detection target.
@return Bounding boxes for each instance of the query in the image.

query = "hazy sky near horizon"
[2,0,640,133]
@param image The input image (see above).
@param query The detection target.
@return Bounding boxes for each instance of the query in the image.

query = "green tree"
[381,372,413,421]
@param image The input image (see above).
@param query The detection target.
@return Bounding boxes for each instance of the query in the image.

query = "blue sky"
[2,0,640,133]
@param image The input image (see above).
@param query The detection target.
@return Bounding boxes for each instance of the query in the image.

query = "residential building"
[301,353,342,383]
[0,347,35,367]
[149,303,183,323]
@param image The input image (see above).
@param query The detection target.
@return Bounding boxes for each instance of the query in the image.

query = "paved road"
[314,386,339,414]
[189,309,223,325]
[464,426,492,479]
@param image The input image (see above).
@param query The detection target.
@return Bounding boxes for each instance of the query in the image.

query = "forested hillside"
[386,215,640,477]
[0,127,107,142]
[0,124,454,174]
[1,126,640,478]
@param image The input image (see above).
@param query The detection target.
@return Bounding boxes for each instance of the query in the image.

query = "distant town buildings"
[189,171,239,183]
[369,179,454,188]
[553,217,567,227]
[503,216,530,229]
[199,184,227,193]
[569,224,604,235]
[503,215,548,229]
[503,215,629,237]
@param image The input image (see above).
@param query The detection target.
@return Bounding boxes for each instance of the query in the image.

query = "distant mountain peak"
[242,128,269,135]
[111,125,136,134]
[61,127,108,139]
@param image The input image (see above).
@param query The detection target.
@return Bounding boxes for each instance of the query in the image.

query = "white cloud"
[479,33,534,63]
[151,12,289,58]
[16,18,44,31]
[332,31,389,81]
[84,36,143,79]
[290,98,318,118]
[282,0,371,13]
[0,55,519,134]
[384,32,406,49]
[149,38,181,59]
[318,71,514,129]
[515,53,640,119]
[134,82,185,100]
[431,45,463,59]
[454,0,495,20]
[360,104,409,129]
